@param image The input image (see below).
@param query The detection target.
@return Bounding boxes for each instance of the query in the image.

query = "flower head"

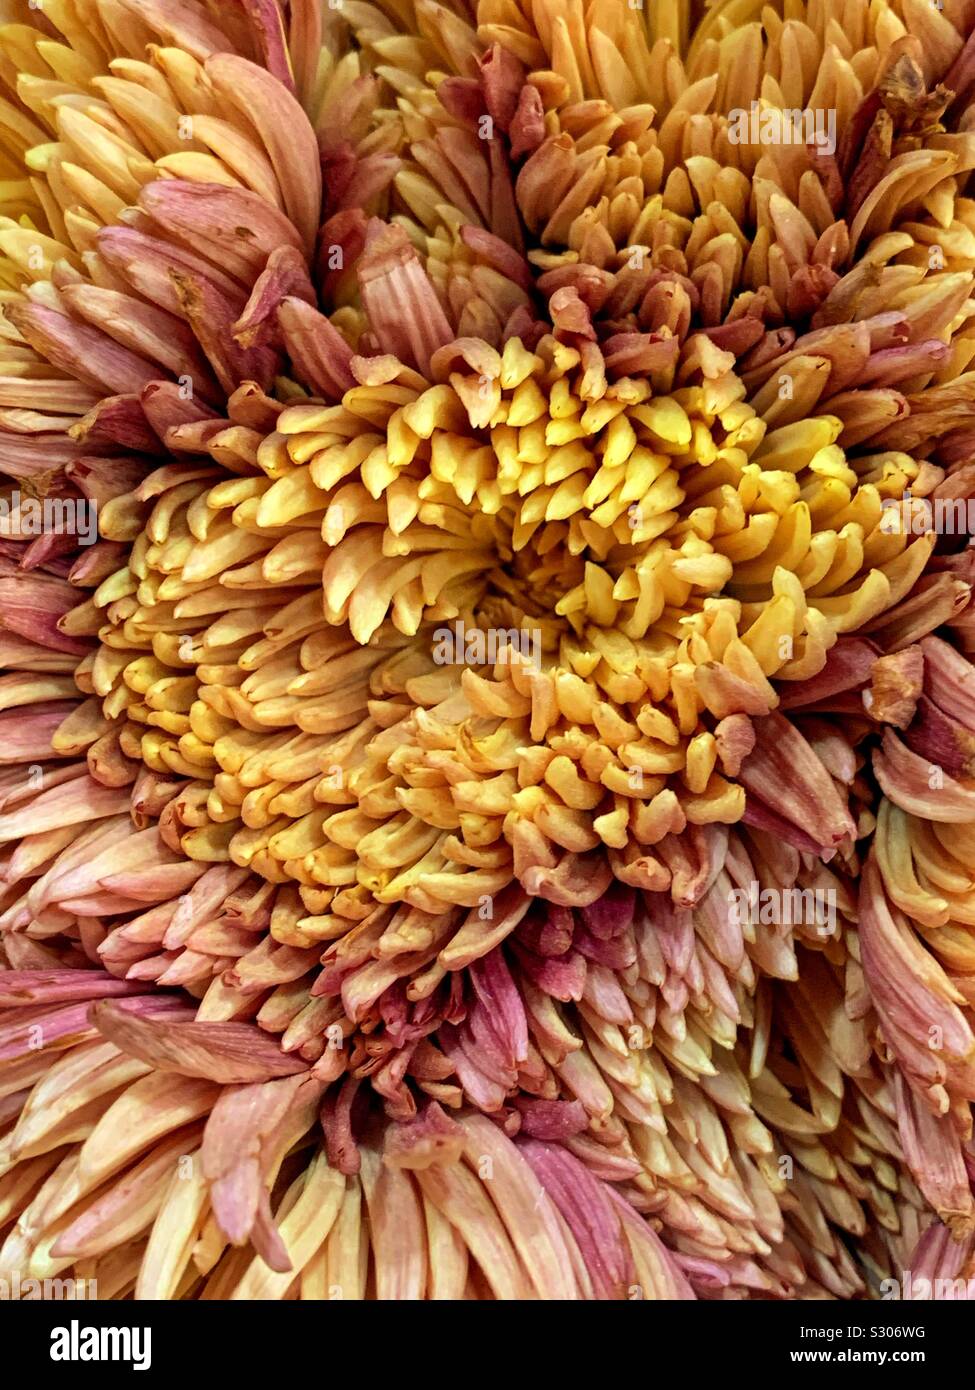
[0,0,974,1301]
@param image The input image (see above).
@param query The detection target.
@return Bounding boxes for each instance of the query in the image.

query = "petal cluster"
[0,0,974,1301]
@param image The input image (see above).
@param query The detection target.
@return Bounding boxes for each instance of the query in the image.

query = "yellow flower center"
[82,327,931,939]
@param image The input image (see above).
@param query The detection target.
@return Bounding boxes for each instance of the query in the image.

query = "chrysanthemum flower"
[1,0,975,1300]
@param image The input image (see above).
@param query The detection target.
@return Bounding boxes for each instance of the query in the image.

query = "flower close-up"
[3,0,975,1307]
